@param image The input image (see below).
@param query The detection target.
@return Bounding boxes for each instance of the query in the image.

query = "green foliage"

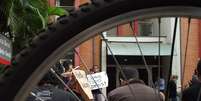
[9,0,49,35]
[0,0,68,55]
[48,7,69,16]
[6,0,49,55]
[0,0,68,74]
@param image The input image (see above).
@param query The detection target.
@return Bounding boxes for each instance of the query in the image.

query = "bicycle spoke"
[129,20,162,101]
[129,21,153,87]
[166,17,178,99]
[74,49,109,101]
[181,17,191,88]
[157,17,161,91]
[101,34,137,101]
[50,68,82,101]
[179,18,201,101]
[101,35,130,82]
[30,92,44,101]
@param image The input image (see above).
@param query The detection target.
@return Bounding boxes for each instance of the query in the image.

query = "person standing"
[188,70,199,87]
[182,60,201,101]
[168,75,178,101]
[26,71,78,101]
[90,65,102,101]
[108,68,162,101]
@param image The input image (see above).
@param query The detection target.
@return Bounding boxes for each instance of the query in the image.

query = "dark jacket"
[26,84,78,101]
[168,80,177,98]
[108,83,161,101]
[182,82,201,101]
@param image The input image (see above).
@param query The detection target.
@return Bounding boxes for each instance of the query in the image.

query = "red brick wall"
[79,39,93,70]
[181,18,200,87]
[93,36,101,66]
[75,0,90,9]
[77,36,101,70]
[117,23,134,36]
[48,0,55,6]
[74,0,101,72]
[74,1,99,100]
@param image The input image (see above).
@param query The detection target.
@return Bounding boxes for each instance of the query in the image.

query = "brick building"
[181,18,201,88]
[49,0,201,98]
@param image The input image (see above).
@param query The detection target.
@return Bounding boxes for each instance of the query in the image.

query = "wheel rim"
[15,6,201,101]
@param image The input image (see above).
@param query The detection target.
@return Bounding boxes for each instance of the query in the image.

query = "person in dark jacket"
[108,68,162,101]
[168,75,178,101]
[188,70,199,87]
[26,71,79,101]
[90,65,102,101]
[182,60,201,101]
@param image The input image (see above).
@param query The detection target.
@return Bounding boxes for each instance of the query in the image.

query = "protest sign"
[87,71,108,90]
[72,69,93,100]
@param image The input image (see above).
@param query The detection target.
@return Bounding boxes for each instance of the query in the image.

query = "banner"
[0,34,12,65]
[72,69,93,100]
[87,71,108,90]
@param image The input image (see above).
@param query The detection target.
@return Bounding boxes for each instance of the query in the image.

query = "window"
[138,21,153,36]
[59,0,74,6]
[56,0,74,11]
[105,18,170,37]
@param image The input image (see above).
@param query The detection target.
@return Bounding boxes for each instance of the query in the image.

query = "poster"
[72,69,93,100]
[87,71,108,90]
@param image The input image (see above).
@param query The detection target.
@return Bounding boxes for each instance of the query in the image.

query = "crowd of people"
[25,59,201,101]
[26,60,105,101]
[26,60,80,101]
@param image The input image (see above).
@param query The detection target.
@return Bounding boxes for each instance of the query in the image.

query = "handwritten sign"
[72,69,93,100]
[87,71,108,90]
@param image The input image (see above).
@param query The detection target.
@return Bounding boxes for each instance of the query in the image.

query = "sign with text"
[0,34,12,65]
[87,71,108,90]
[72,69,93,100]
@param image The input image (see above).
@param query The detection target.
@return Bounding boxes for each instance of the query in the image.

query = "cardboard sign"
[72,69,93,100]
[87,71,108,90]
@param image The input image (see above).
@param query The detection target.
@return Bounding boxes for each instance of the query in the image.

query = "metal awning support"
[107,42,173,56]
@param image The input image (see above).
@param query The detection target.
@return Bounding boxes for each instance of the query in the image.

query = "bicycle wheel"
[0,0,201,100]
